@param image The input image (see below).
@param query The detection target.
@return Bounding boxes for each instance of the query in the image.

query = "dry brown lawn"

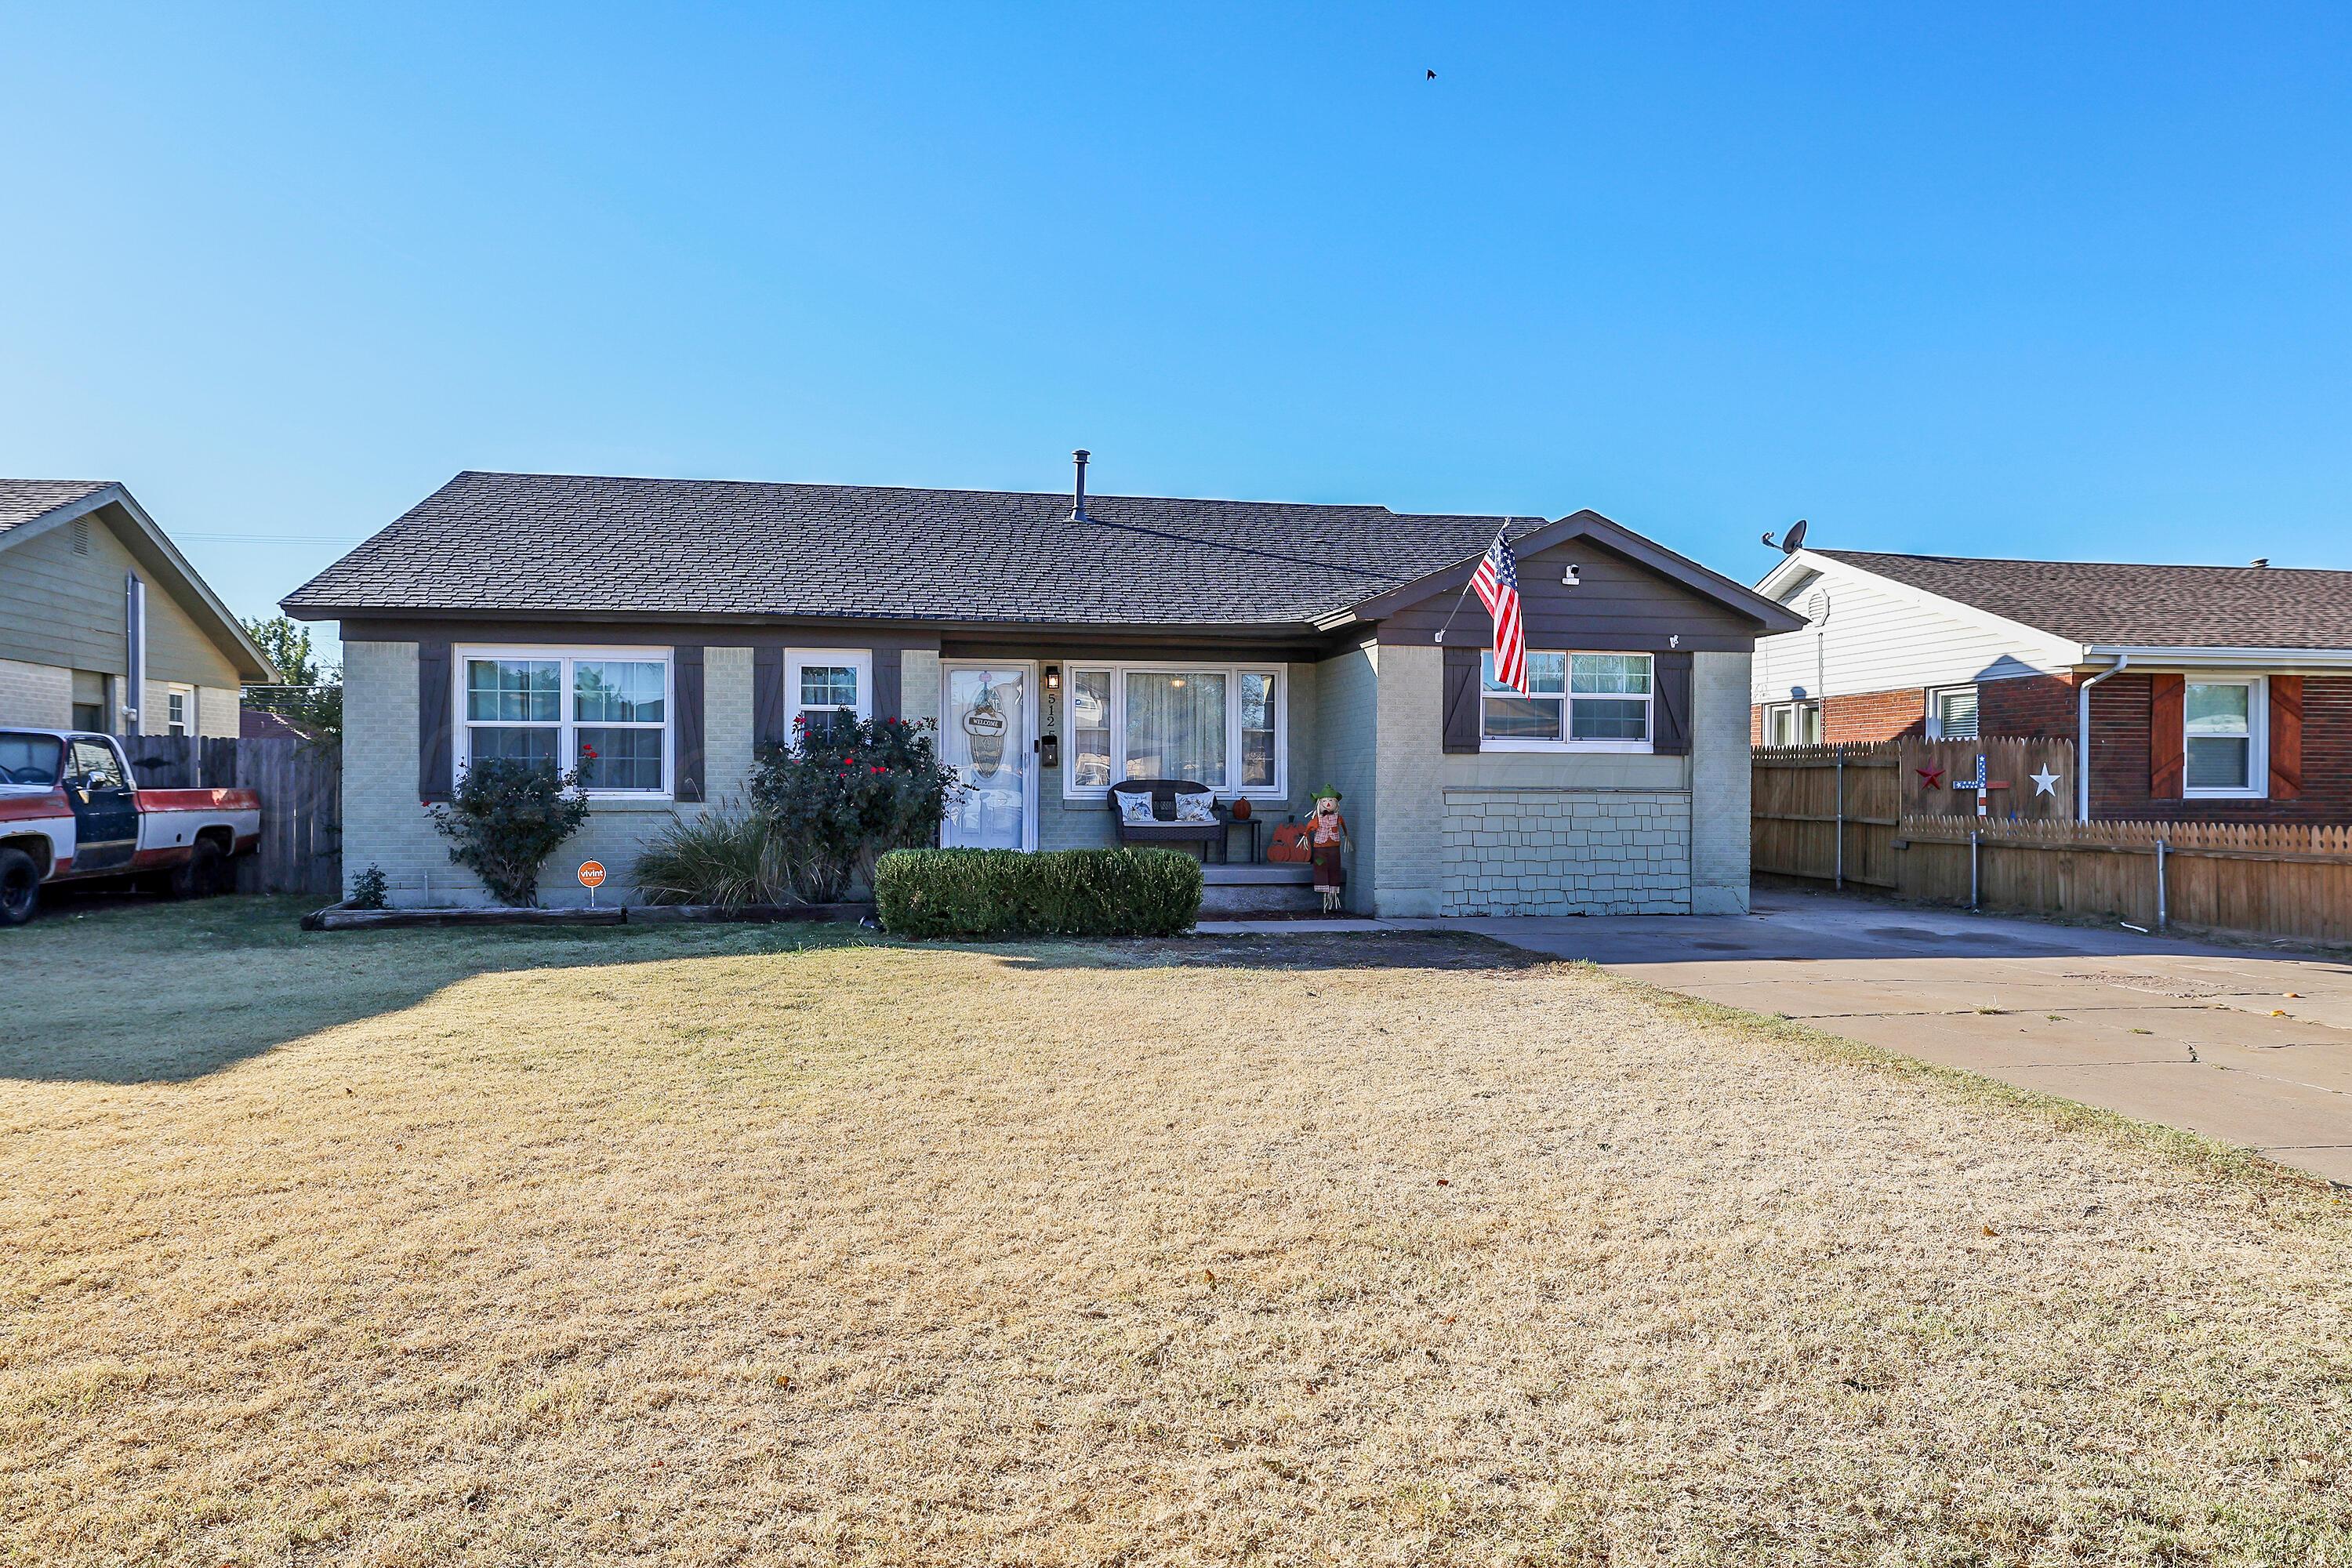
[4,896,2350,1566]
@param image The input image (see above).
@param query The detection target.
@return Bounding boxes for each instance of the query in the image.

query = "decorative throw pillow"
[1116,791,1159,825]
[1174,789,1218,824]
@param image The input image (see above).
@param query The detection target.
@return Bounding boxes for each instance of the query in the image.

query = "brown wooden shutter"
[2148,673,2185,800]
[417,638,453,802]
[1653,652,1693,755]
[1441,646,1483,753]
[873,646,902,720]
[2269,675,2303,800]
[672,644,705,802]
[753,645,786,750]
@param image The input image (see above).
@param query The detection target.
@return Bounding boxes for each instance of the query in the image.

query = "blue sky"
[5,3,2348,666]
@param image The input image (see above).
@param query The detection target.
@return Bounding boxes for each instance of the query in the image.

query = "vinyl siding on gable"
[1751,560,2079,706]
[0,509,242,697]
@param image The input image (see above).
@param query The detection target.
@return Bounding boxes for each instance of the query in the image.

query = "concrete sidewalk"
[1200,891,2352,1185]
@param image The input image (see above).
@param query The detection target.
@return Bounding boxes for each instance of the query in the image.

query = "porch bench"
[1108,778,1225,862]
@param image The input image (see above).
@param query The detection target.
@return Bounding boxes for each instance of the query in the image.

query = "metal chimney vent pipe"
[1071,449,1091,521]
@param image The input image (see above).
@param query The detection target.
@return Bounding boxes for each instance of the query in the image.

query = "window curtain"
[1124,672,1227,786]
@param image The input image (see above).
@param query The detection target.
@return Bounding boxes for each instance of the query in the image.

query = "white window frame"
[164,683,194,737]
[1060,662,1287,800]
[2182,675,2267,800]
[786,648,874,735]
[455,645,675,799]
[1926,685,1980,740]
[1480,652,1656,753]
[1761,700,1820,747]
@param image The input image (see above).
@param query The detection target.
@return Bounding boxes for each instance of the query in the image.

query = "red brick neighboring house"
[1751,548,2352,823]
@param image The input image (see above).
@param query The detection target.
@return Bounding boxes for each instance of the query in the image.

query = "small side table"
[1221,815,1263,865]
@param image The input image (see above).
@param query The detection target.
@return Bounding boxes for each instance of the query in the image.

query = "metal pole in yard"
[2155,837,2167,931]
[1969,830,1980,909]
[1834,753,1845,891]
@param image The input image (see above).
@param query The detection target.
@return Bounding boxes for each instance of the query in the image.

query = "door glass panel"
[943,668,1029,849]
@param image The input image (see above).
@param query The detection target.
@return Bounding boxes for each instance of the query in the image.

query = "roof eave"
[2079,644,2352,670]
[1340,510,1808,633]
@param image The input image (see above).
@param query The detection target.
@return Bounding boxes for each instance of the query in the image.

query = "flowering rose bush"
[747,713,964,901]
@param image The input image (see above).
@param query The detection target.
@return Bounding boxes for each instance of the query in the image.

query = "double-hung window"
[460,648,671,795]
[165,685,193,736]
[1062,665,1284,797]
[1762,700,1820,746]
[787,649,873,735]
[2184,678,2263,797]
[1929,686,1980,739]
[1480,652,1654,750]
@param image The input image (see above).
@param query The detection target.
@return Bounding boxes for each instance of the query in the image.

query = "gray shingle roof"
[283,470,1555,626]
[1816,549,2352,651]
[0,480,112,535]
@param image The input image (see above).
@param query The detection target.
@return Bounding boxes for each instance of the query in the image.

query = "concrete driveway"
[1207,890,2352,1185]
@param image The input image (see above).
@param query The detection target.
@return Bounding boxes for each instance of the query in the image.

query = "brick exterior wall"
[1690,651,1752,913]
[1754,675,2084,745]
[1369,643,1737,918]
[0,657,71,728]
[1976,673,2078,738]
[2088,673,2352,824]
[1441,789,1692,915]
[1823,687,1927,742]
[343,640,758,906]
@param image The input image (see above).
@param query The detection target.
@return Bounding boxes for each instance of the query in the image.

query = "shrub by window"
[873,848,1203,939]
[427,757,592,906]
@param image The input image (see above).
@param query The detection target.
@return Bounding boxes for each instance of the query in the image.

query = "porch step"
[1201,863,1312,884]
[1200,866,1324,917]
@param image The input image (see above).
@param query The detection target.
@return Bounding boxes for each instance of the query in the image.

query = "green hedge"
[873,848,1204,938]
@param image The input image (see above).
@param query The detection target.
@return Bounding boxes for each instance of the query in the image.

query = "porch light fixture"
[1044,664,1061,692]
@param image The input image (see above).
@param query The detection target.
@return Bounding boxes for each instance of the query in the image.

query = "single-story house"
[1752,547,2352,822]
[284,461,1802,914]
[0,481,276,735]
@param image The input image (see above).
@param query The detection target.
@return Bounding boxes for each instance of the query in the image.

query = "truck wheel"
[0,847,38,926]
[169,838,227,898]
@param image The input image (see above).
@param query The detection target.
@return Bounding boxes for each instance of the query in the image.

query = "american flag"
[1470,528,1527,693]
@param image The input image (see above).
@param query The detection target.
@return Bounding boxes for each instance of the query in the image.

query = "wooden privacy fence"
[1898,817,2352,948]
[119,735,343,897]
[1751,737,2078,891]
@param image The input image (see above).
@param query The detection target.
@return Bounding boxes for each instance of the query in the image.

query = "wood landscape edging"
[301,902,874,931]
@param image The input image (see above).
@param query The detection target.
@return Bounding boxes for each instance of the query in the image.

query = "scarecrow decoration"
[1306,785,1351,914]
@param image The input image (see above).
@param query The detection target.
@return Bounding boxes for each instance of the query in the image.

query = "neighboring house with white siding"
[1752,546,2352,824]
[0,481,275,737]
[284,459,1802,914]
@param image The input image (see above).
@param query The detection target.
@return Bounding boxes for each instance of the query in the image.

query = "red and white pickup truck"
[0,728,261,925]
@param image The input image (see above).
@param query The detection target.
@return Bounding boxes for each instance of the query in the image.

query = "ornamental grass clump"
[748,713,964,902]
[630,800,800,908]
[427,758,591,906]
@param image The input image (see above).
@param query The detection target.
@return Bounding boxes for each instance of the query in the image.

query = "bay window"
[1062,664,1284,797]
[459,648,672,796]
[1480,652,1654,750]
[2184,678,2263,797]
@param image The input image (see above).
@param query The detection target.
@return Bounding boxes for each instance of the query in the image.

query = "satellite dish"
[1760,518,1809,554]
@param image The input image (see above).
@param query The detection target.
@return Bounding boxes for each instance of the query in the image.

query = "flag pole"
[1434,524,1510,647]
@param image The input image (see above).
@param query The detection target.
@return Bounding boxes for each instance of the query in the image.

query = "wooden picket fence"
[118,735,343,896]
[1897,815,2352,947]
[1751,736,2078,891]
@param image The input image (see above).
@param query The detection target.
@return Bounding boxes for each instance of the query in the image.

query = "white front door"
[941,663,1035,850]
